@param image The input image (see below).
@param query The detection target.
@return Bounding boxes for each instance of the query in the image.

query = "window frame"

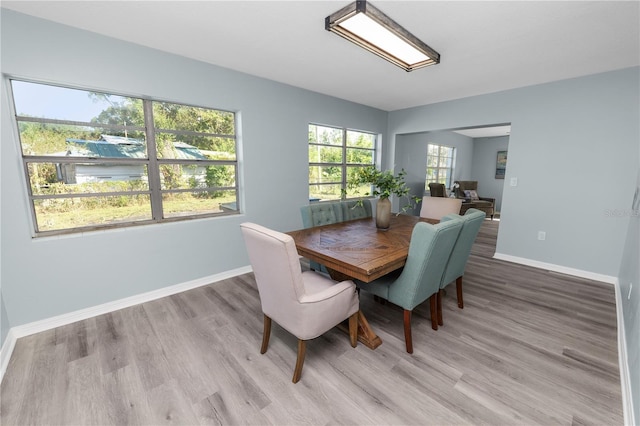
[425,143,456,190]
[308,123,377,201]
[9,78,239,237]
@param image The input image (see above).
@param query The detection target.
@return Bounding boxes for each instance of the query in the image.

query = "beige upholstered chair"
[419,196,463,220]
[240,222,360,383]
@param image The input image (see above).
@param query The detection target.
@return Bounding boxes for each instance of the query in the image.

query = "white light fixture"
[325,0,440,72]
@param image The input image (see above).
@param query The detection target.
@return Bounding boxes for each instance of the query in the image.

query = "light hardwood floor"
[1,220,623,425]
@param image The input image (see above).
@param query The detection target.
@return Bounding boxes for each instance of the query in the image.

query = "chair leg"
[403,309,413,354]
[437,290,443,326]
[429,294,438,330]
[260,315,271,354]
[292,339,306,383]
[348,312,358,348]
[456,276,464,309]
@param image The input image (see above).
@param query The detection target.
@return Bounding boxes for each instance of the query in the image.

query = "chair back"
[387,219,463,310]
[300,202,343,228]
[240,223,305,322]
[439,209,486,288]
[341,199,373,221]
[419,196,462,220]
[428,183,447,197]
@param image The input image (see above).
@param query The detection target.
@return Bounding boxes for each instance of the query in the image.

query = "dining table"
[286,213,438,349]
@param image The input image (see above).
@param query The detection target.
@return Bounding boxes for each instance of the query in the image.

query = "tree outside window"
[11,80,238,236]
[308,124,376,201]
[426,143,456,190]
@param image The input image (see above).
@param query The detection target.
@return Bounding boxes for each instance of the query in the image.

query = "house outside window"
[10,80,238,236]
[308,124,376,201]
[426,143,456,190]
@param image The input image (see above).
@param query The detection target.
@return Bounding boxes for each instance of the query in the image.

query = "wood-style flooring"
[1,220,623,425]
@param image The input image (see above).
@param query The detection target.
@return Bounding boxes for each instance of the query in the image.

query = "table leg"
[355,310,383,349]
[329,269,383,350]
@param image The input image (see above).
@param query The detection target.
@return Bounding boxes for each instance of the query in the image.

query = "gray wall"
[471,136,510,212]
[395,131,474,215]
[0,10,387,331]
[394,132,509,214]
[0,295,9,345]
[388,67,639,422]
[388,68,639,276]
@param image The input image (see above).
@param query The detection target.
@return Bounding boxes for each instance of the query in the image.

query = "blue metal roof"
[65,135,207,160]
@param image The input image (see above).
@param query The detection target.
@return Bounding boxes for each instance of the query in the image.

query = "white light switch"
[510,177,518,187]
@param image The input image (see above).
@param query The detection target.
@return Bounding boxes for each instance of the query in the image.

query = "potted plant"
[344,166,421,229]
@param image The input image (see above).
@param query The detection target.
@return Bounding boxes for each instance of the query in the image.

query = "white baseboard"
[493,252,617,284]
[0,265,252,384]
[0,328,18,385]
[614,278,636,426]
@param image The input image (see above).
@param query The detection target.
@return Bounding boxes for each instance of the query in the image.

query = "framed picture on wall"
[495,150,507,179]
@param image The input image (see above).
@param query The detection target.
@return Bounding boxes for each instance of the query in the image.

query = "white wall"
[0,10,388,334]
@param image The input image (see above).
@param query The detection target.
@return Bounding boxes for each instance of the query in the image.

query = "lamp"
[325,0,440,72]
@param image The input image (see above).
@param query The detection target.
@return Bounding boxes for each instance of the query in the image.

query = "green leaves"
[344,166,421,213]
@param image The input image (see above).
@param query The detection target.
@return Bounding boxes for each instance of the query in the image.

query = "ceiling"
[453,125,511,139]
[2,1,639,116]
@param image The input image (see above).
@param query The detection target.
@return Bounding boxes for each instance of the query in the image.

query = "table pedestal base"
[330,269,382,350]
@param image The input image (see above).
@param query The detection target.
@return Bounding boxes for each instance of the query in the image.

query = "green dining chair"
[300,202,344,273]
[436,208,486,325]
[300,202,343,228]
[341,199,373,221]
[356,219,463,353]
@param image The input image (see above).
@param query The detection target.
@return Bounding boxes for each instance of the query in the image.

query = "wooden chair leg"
[348,312,358,348]
[403,309,413,354]
[456,276,464,309]
[437,290,443,326]
[429,294,438,330]
[292,339,306,383]
[260,315,271,354]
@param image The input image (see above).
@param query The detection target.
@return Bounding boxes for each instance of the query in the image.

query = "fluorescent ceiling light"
[325,0,440,72]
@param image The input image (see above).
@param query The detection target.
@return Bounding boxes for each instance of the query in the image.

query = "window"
[10,80,238,236]
[308,124,376,200]
[426,143,455,189]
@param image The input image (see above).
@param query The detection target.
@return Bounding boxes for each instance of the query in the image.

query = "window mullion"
[143,100,163,220]
[342,128,348,192]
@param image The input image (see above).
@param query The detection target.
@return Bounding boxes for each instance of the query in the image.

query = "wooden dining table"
[287,214,437,349]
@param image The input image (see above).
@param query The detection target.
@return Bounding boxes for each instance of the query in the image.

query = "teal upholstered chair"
[300,202,343,228]
[300,202,344,272]
[356,219,463,353]
[436,208,486,325]
[341,199,373,221]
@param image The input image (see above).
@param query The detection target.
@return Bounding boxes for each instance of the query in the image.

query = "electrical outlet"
[510,177,518,187]
[629,283,633,300]
[537,231,546,241]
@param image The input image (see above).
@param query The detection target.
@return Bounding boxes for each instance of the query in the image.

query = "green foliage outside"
[17,86,238,232]
[308,125,375,200]
[345,166,421,213]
